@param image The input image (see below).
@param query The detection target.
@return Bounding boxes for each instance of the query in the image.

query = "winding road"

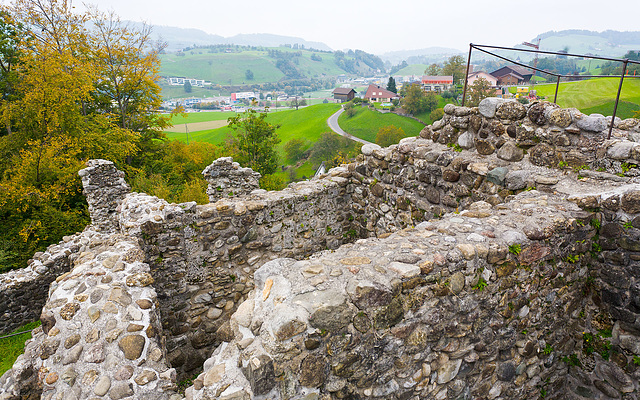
[326,108,374,145]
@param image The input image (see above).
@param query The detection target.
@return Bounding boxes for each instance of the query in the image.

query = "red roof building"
[421,75,454,92]
[363,85,399,102]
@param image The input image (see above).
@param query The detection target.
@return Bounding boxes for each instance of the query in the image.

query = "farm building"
[332,88,356,102]
[491,66,534,85]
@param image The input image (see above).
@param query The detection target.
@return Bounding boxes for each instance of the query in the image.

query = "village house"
[421,75,454,92]
[332,87,356,102]
[466,71,498,87]
[363,84,399,102]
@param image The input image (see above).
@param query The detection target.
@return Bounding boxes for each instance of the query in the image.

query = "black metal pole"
[461,44,473,107]
[554,76,560,104]
[609,60,628,140]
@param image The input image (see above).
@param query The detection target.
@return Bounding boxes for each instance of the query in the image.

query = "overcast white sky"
[10,0,640,54]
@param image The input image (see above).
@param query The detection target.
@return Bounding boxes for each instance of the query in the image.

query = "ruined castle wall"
[188,189,640,400]
[120,171,356,376]
[0,228,180,400]
[0,236,78,335]
[3,102,640,399]
[0,160,130,336]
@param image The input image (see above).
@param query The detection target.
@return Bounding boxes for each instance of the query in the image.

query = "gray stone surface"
[478,97,506,118]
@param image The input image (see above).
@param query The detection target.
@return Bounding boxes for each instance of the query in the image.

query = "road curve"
[326,108,374,146]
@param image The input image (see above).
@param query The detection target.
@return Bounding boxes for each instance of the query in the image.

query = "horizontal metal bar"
[471,46,561,77]
[471,43,640,65]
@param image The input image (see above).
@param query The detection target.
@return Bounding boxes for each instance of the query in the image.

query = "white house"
[467,71,498,87]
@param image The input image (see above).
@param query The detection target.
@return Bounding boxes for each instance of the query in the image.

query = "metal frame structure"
[461,44,640,139]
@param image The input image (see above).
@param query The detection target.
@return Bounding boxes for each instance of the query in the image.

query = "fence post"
[461,44,473,107]
[609,60,628,140]
[554,76,560,104]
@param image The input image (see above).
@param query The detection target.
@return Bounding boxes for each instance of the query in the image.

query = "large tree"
[425,63,441,76]
[226,109,280,175]
[400,83,438,115]
[466,77,494,107]
[0,0,170,271]
[442,55,466,85]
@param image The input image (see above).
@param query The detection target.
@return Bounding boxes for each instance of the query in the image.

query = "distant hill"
[128,22,333,52]
[223,34,331,51]
[159,47,384,90]
[521,30,640,57]
[380,47,463,64]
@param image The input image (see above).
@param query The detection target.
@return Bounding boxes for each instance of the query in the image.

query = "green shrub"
[429,108,444,122]
[260,174,286,191]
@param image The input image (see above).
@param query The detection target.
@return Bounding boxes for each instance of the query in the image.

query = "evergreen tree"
[386,77,397,93]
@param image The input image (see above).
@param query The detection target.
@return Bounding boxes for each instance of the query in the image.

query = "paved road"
[326,108,374,145]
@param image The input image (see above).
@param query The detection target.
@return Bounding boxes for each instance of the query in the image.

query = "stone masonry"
[2,99,640,399]
[202,157,261,202]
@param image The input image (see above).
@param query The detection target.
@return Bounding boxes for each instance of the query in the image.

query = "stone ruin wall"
[2,99,640,399]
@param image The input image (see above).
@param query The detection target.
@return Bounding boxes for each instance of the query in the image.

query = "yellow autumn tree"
[0,0,169,271]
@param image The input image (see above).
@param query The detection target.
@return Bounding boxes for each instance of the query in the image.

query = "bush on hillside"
[310,132,358,168]
[430,108,444,122]
[376,126,405,147]
[284,138,306,162]
[260,174,286,191]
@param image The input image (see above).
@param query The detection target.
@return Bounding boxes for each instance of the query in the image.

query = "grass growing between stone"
[0,320,41,376]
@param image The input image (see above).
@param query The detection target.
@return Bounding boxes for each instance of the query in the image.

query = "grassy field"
[507,78,640,118]
[0,321,40,376]
[582,101,640,119]
[530,78,640,118]
[396,64,428,76]
[169,111,237,125]
[161,51,284,85]
[166,103,342,163]
[338,106,425,143]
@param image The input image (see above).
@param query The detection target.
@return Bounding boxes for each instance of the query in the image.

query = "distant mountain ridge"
[526,30,640,58]
[535,30,640,46]
[127,22,333,52]
[380,47,464,64]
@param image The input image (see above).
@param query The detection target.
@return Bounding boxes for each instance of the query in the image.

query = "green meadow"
[338,106,425,143]
[0,321,40,376]
[513,78,640,119]
[166,103,342,162]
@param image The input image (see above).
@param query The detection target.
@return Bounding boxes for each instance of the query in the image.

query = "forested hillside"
[159,45,385,88]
